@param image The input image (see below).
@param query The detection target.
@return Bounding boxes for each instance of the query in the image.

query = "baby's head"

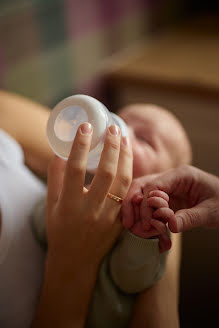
[118,104,192,178]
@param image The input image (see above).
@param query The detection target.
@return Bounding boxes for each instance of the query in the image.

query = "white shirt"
[0,129,46,327]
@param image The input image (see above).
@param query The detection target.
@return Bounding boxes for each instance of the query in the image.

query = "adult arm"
[0,90,52,177]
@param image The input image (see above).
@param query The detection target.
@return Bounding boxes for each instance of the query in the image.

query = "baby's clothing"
[33,198,168,328]
[0,129,46,327]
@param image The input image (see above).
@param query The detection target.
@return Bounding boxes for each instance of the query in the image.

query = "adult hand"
[140,165,219,232]
[33,122,132,327]
[47,123,132,267]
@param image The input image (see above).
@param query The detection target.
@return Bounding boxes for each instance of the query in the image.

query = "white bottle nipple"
[47,94,128,171]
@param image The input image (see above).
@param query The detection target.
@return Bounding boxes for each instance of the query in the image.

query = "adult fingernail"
[109,124,120,135]
[80,122,92,135]
[121,136,129,146]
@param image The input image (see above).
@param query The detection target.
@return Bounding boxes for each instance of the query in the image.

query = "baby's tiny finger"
[147,196,169,209]
[133,202,140,222]
[149,190,169,202]
[122,197,135,229]
[150,219,167,235]
[153,208,175,224]
[140,205,153,230]
[159,233,172,253]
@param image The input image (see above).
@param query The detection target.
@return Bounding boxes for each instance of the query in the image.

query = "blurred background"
[0,1,219,327]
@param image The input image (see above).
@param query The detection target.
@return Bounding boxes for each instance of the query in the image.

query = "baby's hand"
[124,190,174,253]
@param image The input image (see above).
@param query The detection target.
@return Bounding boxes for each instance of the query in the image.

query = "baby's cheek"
[133,148,158,178]
[132,148,148,177]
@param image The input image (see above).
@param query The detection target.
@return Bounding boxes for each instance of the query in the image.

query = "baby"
[119,103,191,251]
[31,104,192,328]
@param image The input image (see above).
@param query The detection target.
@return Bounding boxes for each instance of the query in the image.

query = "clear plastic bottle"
[47,94,129,171]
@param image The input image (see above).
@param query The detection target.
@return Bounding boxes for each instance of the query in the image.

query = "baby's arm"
[110,191,173,294]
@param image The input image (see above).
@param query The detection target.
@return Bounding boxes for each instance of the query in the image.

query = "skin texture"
[33,123,133,327]
[126,190,174,253]
[139,165,219,232]
[119,104,192,252]
[119,104,192,178]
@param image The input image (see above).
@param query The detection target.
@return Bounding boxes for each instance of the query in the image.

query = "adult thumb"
[169,206,210,232]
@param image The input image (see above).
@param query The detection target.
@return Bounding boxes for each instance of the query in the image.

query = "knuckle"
[177,210,196,231]
[77,137,89,150]
[105,139,120,152]
[67,161,84,175]
[100,168,115,182]
[179,164,189,172]
[121,146,132,158]
[179,164,194,177]
[118,173,132,189]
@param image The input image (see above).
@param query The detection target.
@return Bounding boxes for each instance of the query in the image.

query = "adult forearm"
[32,255,98,328]
[0,90,53,177]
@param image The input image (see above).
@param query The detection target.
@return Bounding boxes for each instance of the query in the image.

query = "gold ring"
[107,192,123,204]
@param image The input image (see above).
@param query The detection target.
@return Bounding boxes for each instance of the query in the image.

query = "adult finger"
[47,155,66,208]
[88,125,121,205]
[169,204,214,232]
[109,136,132,198]
[143,166,198,198]
[61,122,93,201]
[140,166,195,230]
[105,136,133,214]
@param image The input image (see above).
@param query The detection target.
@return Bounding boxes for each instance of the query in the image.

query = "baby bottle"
[47,94,129,171]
